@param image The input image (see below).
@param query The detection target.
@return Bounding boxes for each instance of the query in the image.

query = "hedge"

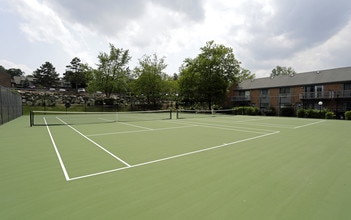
[345,111,351,120]
[233,106,259,115]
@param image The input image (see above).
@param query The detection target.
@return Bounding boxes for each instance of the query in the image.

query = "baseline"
[68,130,280,181]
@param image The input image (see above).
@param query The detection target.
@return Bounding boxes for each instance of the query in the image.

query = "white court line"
[87,124,198,137]
[198,116,306,129]
[294,120,326,129]
[56,117,131,168]
[44,117,70,181]
[119,122,154,130]
[172,120,275,134]
[68,130,280,181]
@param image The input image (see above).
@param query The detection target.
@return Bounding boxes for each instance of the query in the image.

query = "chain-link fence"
[0,85,22,125]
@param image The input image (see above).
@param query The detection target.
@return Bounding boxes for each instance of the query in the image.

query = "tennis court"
[1,111,351,219]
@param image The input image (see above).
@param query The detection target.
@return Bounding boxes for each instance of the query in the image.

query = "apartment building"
[230,66,351,117]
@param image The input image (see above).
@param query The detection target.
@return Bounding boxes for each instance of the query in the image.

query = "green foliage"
[305,109,320,118]
[33,62,59,88]
[90,43,131,97]
[7,68,24,78]
[297,108,305,118]
[233,106,259,115]
[345,111,351,120]
[297,108,329,119]
[325,111,336,119]
[132,54,167,107]
[179,41,254,110]
[64,57,92,89]
[271,66,296,78]
[264,107,276,116]
[280,106,295,117]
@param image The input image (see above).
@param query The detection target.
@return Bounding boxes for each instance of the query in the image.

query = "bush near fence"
[297,108,337,119]
[233,106,259,115]
[345,111,351,120]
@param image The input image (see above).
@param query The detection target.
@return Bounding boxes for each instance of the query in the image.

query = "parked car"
[49,88,56,92]
[59,88,66,92]
[77,88,85,92]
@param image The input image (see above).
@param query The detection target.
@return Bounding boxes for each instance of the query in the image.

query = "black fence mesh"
[0,86,22,125]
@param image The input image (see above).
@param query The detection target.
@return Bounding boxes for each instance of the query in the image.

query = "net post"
[170,109,172,119]
[30,110,33,127]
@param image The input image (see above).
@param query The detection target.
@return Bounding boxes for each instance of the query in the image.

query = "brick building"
[230,66,351,117]
[0,70,11,87]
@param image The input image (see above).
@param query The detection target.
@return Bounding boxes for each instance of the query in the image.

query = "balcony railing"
[299,90,351,100]
[232,95,250,101]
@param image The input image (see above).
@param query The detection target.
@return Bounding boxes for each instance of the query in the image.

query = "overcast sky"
[1,0,351,78]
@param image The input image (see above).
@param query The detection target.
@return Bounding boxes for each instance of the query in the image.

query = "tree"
[90,44,131,97]
[271,66,296,78]
[132,54,168,107]
[0,65,6,74]
[64,57,92,89]
[179,41,254,109]
[33,62,59,88]
[7,68,24,78]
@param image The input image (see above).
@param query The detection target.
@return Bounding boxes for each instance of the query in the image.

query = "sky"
[1,0,351,78]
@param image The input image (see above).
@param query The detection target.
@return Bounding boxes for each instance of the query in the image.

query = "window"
[238,90,250,101]
[315,85,323,98]
[344,83,351,98]
[305,85,323,98]
[260,89,269,97]
[260,89,269,105]
[279,87,290,97]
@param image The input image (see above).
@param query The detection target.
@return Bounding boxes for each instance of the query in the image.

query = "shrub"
[246,106,259,115]
[297,108,305,118]
[94,99,104,105]
[345,111,351,120]
[264,107,276,116]
[280,106,295,117]
[232,106,259,115]
[325,111,336,119]
[306,108,322,118]
[233,106,244,115]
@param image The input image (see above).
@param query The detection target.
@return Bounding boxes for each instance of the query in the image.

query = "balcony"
[232,95,250,102]
[299,90,351,100]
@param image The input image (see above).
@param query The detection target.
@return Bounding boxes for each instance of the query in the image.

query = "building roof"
[238,66,351,90]
[12,75,35,85]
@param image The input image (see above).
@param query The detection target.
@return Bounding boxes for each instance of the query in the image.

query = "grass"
[1,114,351,219]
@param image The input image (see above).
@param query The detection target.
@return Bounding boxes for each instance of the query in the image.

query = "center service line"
[68,130,280,181]
[56,117,132,168]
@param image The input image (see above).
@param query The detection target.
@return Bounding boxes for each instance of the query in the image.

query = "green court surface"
[1,113,351,219]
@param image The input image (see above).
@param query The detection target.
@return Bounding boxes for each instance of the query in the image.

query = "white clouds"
[10,0,103,72]
[0,59,33,74]
[1,0,351,78]
[291,19,351,72]
[15,0,68,43]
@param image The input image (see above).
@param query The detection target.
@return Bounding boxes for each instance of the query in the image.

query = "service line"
[68,130,280,181]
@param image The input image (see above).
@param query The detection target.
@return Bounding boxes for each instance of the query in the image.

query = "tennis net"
[30,110,172,126]
[176,109,234,119]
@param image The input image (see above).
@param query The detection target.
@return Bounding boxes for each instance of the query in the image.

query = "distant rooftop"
[238,66,351,90]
